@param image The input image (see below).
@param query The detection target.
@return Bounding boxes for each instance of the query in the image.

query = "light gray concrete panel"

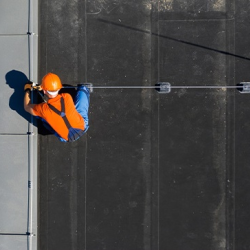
[0,136,28,233]
[0,0,29,34]
[0,35,32,134]
[0,235,35,250]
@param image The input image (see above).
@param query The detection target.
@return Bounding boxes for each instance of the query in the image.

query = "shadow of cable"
[98,18,250,61]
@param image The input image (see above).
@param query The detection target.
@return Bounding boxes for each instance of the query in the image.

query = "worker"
[24,72,90,142]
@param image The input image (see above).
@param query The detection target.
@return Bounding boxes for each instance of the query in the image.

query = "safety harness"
[48,97,85,142]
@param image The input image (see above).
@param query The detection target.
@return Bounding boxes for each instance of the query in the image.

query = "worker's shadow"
[6,70,78,135]
[5,70,35,124]
[6,70,52,135]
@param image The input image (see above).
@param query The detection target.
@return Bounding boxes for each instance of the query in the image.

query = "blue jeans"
[75,85,90,132]
[40,86,90,142]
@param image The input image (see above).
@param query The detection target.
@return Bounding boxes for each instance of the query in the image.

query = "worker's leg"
[75,85,90,132]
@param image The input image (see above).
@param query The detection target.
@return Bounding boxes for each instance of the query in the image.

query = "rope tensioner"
[33,82,250,94]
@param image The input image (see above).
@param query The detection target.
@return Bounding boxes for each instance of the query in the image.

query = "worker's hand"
[24,82,33,92]
[33,84,42,91]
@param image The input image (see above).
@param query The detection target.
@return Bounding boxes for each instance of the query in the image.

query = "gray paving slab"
[0,235,30,250]
[0,136,29,233]
[0,0,29,34]
[0,36,32,133]
[0,1,38,250]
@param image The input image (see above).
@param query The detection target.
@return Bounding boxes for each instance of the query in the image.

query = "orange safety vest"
[33,93,85,141]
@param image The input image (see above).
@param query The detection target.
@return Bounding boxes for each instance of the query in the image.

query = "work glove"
[24,82,33,92]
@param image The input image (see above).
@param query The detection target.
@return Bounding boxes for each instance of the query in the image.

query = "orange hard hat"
[41,73,62,91]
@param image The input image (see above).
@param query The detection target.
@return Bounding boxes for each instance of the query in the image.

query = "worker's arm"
[24,83,36,115]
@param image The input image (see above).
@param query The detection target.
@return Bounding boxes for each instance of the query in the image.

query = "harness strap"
[47,97,85,142]
[48,97,72,129]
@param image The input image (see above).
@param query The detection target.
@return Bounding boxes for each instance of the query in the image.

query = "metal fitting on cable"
[155,82,171,93]
[31,81,250,94]
[237,82,250,93]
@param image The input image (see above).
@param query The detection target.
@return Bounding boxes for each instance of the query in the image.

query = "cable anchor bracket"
[237,82,250,93]
[155,82,171,94]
